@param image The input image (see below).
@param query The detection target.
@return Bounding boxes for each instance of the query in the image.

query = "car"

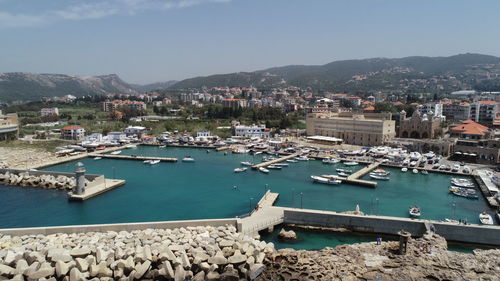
[418,161,426,167]
[459,162,465,166]
[427,159,433,164]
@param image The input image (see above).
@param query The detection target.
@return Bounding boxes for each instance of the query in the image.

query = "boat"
[311,175,342,185]
[241,161,254,166]
[449,186,476,194]
[343,161,359,166]
[451,189,479,199]
[110,150,122,155]
[267,165,282,170]
[143,160,152,164]
[182,157,195,162]
[401,167,408,172]
[234,167,247,173]
[412,169,418,174]
[409,206,421,218]
[421,170,428,175]
[337,172,349,177]
[274,163,289,167]
[336,169,353,174]
[149,160,160,165]
[451,178,475,188]
[322,158,340,164]
[159,145,166,148]
[295,156,310,161]
[479,211,494,225]
[254,151,263,155]
[259,167,269,174]
[369,174,390,180]
[286,159,298,163]
[373,169,390,175]
[93,157,102,160]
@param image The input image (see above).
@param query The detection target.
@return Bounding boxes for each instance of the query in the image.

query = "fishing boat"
[336,168,353,174]
[322,158,340,164]
[182,157,195,162]
[343,161,359,166]
[234,167,247,173]
[267,165,282,170]
[310,175,341,185]
[412,169,419,174]
[93,157,102,160]
[286,159,298,163]
[449,186,476,195]
[295,156,310,161]
[143,160,152,164]
[373,169,390,175]
[421,170,428,175]
[337,172,349,177]
[369,174,390,180]
[451,178,475,188]
[479,211,494,225]
[274,163,289,167]
[409,206,421,218]
[110,150,122,155]
[259,167,269,174]
[241,161,254,166]
[451,190,478,199]
[401,167,408,172]
[149,160,160,165]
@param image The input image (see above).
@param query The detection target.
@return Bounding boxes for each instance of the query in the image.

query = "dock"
[252,153,299,169]
[90,154,178,162]
[68,178,126,201]
[348,162,380,179]
[321,162,379,188]
[239,190,283,235]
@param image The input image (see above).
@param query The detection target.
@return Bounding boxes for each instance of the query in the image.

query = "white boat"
[159,145,166,148]
[93,157,102,160]
[337,172,349,177]
[322,158,340,164]
[421,170,428,175]
[110,150,122,155]
[336,168,353,174]
[149,160,160,165]
[295,156,310,161]
[311,175,342,185]
[274,163,289,167]
[369,174,390,180]
[479,212,494,225]
[412,169,418,174]
[401,167,408,172]
[409,206,421,218]
[451,178,475,188]
[182,157,195,162]
[286,160,298,163]
[143,160,152,164]
[259,167,269,174]
[373,169,390,176]
[241,161,254,166]
[267,165,282,170]
[234,167,247,173]
[254,151,263,155]
[343,161,359,166]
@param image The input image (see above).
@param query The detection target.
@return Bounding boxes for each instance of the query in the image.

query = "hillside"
[169,53,500,92]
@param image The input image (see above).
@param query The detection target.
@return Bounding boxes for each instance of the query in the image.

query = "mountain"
[169,53,500,92]
[130,80,178,92]
[0,73,140,102]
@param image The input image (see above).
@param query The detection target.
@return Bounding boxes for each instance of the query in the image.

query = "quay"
[474,170,500,208]
[252,153,300,169]
[320,162,380,188]
[89,154,178,162]
[68,178,125,201]
[239,190,283,236]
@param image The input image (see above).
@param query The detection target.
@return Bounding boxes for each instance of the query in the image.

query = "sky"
[1,0,500,84]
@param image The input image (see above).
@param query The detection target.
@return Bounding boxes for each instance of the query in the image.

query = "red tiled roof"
[478,100,498,105]
[363,106,375,111]
[451,120,489,136]
[394,101,404,105]
[62,126,84,130]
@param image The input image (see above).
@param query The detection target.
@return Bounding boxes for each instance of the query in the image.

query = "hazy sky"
[1,0,500,84]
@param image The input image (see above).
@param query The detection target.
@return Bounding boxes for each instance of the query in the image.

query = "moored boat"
[93,157,102,160]
[373,169,390,175]
[295,156,310,161]
[182,157,195,162]
[149,160,160,165]
[412,169,419,174]
[344,161,359,166]
[143,160,152,164]
[110,150,122,155]
[337,172,349,177]
[322,158,340,164]
[451,189,478,199]
[311,175,342,185]
[369,174,390,180]
[409,206,421,218]
[401,167,408,172]
[336,168,353,174]
[234,167,247,173]
[259,167,269,174]
[479,211,494,225]
[241,161,254,166]
[286,159,298,163]
[421,170,428,175]
[267,165,282,170]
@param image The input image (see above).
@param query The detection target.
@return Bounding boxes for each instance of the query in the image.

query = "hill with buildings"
[169,53,500,92]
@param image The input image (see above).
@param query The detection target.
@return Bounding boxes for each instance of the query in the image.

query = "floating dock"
[252,153,299,169]
[68,178,126,201]
[90,154,178,162]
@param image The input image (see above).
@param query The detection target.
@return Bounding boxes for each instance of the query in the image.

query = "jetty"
[90,154,178,162]
[322,162,379,188]
[239,190,283,235]
[68,178,125,201]
[252,153,299,169]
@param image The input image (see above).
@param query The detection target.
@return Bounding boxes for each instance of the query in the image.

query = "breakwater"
[0,224,273,280]
[0,169,102,191]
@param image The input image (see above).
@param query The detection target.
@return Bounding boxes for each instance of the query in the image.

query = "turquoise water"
[0,146,493,228]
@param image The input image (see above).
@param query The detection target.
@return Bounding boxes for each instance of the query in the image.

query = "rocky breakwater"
[0,172,78,190]
[256,232,500,281]
[0,225,274,280]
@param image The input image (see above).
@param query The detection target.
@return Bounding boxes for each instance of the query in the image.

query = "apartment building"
[40,107,59,117]
[222,99,247,109]
[233,124,270,138]
[0,111,19,141]
[470,101,499,124]
[103,100,146,112]
[61,126,85,140]
[441,101,471,121]
[306,112,395,146]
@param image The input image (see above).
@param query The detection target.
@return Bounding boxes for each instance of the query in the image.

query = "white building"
[234,125,270,138]
[125,126,147,137]
[197,130,211,137]
[41,107,59,117]
[61,126,85,140]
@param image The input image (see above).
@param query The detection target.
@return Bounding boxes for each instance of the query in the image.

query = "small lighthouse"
[74,162,86,195]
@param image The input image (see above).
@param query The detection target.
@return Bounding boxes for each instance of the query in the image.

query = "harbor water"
[0,146,493,228]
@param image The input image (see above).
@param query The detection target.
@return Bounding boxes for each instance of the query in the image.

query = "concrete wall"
[0,218,238,236]
[283,208,500,246]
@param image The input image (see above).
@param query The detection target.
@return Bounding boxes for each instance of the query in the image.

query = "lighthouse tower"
[74,162,86,195]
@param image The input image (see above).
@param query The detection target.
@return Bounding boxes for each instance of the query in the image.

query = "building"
[450,120,490,140]
[453,139,500,164]
[306,112,395,146]
[103,100,146,112]
[233,124,270,138]
[386,138,455,157]
[470,101,499,125]
[442,101,471,121]
[0,111,19,141]
[196,130,211,137]
[222,99,247,109]
[416,103,444,119]
[124,126,147,138]
[61,126,85,140]
[40,107,59,117]
[398,110,442,139]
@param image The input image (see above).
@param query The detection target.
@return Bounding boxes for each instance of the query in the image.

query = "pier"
[320,162,379,188]
[252,153,300,169]
[90,154,178,162]
[68,178,126,201]
[239,190,284,236]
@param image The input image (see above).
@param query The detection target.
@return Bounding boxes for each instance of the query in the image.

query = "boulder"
[133,260,151,279]
[249,263,265,280]
[278,229,297,240]
[70,247,91,258]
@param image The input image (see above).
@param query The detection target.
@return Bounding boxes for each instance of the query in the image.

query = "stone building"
[306,112,395,146]
[398,110,441,139]
[0,111,19,141]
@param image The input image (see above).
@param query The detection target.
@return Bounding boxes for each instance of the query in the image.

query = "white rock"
[249,263,265,280]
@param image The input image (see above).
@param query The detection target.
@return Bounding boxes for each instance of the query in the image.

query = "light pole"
[249,197,254,213]
[300,192,303,209]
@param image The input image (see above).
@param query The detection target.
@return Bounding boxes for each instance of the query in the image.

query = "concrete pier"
[68,178,125,201]
[252,153,299,169]
[90,154,178,162]
[239,190,283,236]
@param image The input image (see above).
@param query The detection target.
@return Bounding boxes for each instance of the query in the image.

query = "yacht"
[322,158,340,164]
[336,168,353,174]
[149,160,161,165]
[93,157,102,160]
[311,175,342,185]
[143,160,152,164]
[295,156,310,161]
[369,174,390,180]
[267,165,282,170]
[259,167,269,174]
[286,159,298,163]
[234,167,247,173]
[479,211,494,225]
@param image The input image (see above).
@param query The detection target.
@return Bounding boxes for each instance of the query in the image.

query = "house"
[40,107,59,117]
[124,126,147,137]
[61,126,85,140]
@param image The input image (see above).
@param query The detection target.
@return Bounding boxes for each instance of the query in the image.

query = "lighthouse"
[74,162,86,195]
